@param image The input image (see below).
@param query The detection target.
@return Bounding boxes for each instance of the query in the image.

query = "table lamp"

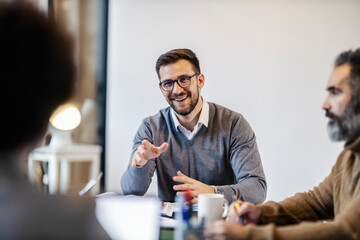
[49,104,81,147]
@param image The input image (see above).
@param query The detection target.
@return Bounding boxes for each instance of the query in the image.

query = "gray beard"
[327,106,360,143]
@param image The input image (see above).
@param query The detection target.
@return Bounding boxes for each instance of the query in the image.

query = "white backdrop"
[106,0,360,201]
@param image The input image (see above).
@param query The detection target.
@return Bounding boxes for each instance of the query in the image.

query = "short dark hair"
[335,48,360,113]
[0,2,75,150]
[155,48,201,79]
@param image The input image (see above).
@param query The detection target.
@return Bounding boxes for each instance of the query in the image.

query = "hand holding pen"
[233,194,245,225]
[227,195,261,225]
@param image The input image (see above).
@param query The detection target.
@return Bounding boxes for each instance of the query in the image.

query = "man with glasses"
[121,48,266,204]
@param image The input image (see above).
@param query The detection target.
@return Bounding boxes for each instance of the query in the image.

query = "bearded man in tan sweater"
[205,49,360,240]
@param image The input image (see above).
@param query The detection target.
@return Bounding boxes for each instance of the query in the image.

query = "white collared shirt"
[170,100,209,140]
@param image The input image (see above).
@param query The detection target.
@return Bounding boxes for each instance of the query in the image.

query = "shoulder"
[143,107,171,123]
[137,107,173,138]
[208,102,247,125]
[333,149,355,172]
[207,102,256,138]
[208,102,243,117]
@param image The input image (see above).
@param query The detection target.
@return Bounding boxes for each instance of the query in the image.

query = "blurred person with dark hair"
[0,2,108,239]
[121,48,267,204]
[204,48,360,240]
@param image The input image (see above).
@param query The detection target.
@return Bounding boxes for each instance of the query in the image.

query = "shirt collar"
[171,100,209,131]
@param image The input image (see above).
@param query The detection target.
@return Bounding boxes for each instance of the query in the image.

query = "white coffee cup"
[198,193,229,226]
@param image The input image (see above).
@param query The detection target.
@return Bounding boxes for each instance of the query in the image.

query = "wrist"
[211,185,224,195]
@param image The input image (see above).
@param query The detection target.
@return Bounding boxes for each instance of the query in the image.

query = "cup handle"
[222,199,229,218]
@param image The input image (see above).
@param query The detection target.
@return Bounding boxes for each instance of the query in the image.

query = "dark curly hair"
[0,2,75,151]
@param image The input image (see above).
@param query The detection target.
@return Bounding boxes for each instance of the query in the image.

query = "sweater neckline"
[168,103,214,144]
[344,135,360,152]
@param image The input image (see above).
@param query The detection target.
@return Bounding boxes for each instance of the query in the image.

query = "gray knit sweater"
[121,102,267,203]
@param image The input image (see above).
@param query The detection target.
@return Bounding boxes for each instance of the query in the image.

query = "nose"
[172,81,184,95]
[322,96,330,111]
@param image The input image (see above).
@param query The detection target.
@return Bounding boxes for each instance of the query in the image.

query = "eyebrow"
[162,74,189,82]
[326,86,341,92]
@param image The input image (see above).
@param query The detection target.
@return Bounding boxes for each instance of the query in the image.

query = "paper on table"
[161,202,198,217]
[161,202,175,217]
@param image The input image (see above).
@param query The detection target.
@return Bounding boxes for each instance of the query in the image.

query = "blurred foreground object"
[0,1,108,239]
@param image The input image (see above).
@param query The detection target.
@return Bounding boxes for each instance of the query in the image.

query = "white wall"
[106,0,360,201]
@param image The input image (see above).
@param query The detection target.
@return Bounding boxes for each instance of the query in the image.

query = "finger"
[173,176,195,185]
[229,203,240,216]
[226,205,240,222]
[140,140,161,159]
[233,201,243,216]
[226,211,240,223]
[177,171,194,181]
[176,189,196,196]
[157,142,168,153]
[132,151,147,167]
[132,155,142,168]
[189,196,198,205]
[137,145,146,157]
[238,202,253,215]
[173,183,192,191]
[173,175,186,182]
[175,171,195,183]
[131,159,136,168]
[141,139,153,150]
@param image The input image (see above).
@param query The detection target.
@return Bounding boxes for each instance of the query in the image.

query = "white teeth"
[174,96,187,102]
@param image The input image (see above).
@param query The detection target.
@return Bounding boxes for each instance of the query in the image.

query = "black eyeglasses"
[159,73,199,92]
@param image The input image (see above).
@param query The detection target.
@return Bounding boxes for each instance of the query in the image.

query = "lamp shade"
[50,104,81,130]
[49,104,81,147]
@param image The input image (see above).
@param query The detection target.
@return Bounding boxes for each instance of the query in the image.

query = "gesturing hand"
[132,140,168,168]
[172,171,215,204]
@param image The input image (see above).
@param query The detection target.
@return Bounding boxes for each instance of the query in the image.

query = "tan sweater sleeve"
[242,152,360,239]
[243,195,360,240]
[258,181,334,225]
[257,162,335,225]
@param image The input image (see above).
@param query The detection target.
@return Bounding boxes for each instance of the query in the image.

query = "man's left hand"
[172,171,215,204]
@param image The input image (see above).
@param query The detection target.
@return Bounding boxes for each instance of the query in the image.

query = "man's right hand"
[226,201,261,225]
[131,140,168,168]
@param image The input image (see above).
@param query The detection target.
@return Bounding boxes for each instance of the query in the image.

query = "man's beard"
[167,88,199,116]
[326,104,360,142]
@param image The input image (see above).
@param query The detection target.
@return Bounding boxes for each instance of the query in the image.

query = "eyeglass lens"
[161,73,200,92]
[161,76,191,91]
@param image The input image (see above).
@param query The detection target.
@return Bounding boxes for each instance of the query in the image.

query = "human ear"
[198,73,205,89]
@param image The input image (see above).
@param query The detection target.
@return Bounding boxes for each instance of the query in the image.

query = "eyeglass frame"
[159,73,200,92]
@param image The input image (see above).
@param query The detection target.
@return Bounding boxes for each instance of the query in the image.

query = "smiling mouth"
[173,95,188,102]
